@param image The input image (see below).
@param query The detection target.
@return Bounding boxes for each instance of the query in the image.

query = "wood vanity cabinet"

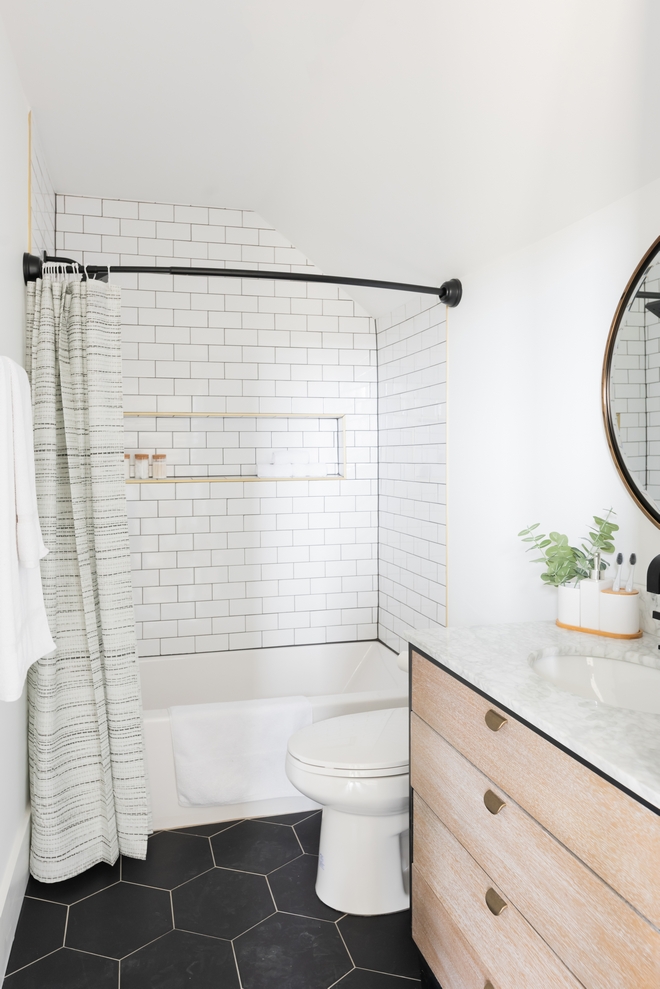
[410,649,660,989]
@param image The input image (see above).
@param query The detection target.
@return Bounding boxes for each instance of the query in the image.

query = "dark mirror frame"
[602,233,660,530]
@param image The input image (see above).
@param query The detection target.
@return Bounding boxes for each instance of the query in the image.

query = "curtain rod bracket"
[23,253,462,306]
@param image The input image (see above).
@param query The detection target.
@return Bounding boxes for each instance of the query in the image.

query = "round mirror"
[603,235,660,528]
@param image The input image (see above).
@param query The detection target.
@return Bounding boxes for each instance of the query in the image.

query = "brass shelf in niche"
[123,411,347,483]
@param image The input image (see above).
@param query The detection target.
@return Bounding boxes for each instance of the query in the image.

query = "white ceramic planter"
[557,584,581,627]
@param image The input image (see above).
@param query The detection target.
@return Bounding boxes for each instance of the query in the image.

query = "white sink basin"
[530,651,660,714]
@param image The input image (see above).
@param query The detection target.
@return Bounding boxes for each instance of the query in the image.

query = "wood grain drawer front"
[413,792,582,989]
[412,713,660,989]
[412,868,491,989]
[412,651,660,927]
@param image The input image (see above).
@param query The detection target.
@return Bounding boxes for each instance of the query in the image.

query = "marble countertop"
[407,621,660,812]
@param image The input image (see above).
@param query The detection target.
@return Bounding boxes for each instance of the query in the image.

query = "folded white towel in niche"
[169,695,313,806]
[0,357,55,702]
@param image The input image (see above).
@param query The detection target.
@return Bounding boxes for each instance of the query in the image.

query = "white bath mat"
[169,695,313,806]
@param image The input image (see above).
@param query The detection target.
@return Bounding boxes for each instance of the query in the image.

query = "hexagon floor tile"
[121,830,213,889]
[4,899,66,976]
[25,860,120,905]
[173,867,274,939]
[210,819,303,874]
[66,882,172,958]
[121,930,239,989]
[338,912,421,979]
[234,912,352,989]
[4,949,118,989]
[4,812,420,988]
[268,853,341,922]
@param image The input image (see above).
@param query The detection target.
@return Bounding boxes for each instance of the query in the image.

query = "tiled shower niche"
[124,413,345,481]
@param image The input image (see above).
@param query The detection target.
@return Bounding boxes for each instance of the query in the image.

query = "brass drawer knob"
[485,709,507,732]
[485,887,508,916]
[485,983,495,989]
[484,789,506,815]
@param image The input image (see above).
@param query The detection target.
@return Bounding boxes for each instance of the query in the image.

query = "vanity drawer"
[413,792,582,989]
[412,712,660,989]
[412,868,489,989]
[412,651,660,927]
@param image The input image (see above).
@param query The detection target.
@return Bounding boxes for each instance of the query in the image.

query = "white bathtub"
[140,640,408,829]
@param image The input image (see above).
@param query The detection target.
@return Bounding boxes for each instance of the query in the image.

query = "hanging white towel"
[0,357,55,702]
[169,695,313,806]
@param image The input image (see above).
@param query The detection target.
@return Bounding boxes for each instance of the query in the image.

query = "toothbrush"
[625,553,637,593]
[613,552,624,592]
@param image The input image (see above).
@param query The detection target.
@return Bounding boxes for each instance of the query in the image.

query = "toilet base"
[315,806,410,915]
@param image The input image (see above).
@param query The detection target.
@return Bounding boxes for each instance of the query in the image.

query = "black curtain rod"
[23,253,462,307]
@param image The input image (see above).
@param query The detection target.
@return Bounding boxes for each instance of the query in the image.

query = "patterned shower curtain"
[26,276,150,882]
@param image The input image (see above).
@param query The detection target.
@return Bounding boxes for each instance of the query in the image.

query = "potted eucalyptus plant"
[518,511,618,626]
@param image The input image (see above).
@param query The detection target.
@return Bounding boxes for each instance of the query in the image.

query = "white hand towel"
[0,357,55,702]
[169,695,313,806]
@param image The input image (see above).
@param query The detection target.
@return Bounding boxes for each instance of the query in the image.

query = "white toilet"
[285,706,410,916]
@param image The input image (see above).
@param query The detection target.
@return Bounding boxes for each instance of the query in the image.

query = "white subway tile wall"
[56,195,378,655]
[30,123,55,258]
[376,297,447,652]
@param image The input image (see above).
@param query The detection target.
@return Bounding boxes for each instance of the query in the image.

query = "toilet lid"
[287,707,409,773]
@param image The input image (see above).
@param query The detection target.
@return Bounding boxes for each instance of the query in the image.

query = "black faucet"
[647,555,660,622]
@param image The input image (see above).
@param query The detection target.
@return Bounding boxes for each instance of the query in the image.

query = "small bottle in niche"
[134,453,149,480]
[124,453,131,480]
[152,453,167,479]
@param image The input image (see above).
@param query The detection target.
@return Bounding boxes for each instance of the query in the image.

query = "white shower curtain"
[26,276,149,882]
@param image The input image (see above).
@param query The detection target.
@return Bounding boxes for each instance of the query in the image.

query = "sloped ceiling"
[2,0,660,314]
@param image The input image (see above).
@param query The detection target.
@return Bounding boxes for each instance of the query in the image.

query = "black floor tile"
[211,820,302,874]
[338,912,420,980]
[172,820,242,837]
[235,912,352,989]
[122,830,213,889]
[121,929,239,989]
[66,882,172,958]
[336,970,421,987]
[294,811,322,854]
[5,898,66,975]
[173,868,274,940]
[268,854,342,922]
[3,948,118,988]
[25,860,120,905]
[257,810,319,825]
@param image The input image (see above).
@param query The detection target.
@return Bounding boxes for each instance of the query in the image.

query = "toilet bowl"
[285,706,409,916]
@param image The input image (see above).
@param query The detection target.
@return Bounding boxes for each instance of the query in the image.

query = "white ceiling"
[2,0,660,315]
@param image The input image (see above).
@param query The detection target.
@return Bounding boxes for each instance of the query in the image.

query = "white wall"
[0,16,31,978]
[448,176,660,628]
[376,297,447,652]
[57,194,379,653]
